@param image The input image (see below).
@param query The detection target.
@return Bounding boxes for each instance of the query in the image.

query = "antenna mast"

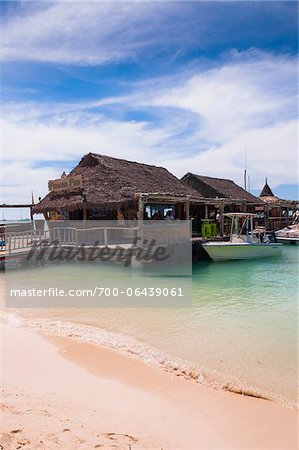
[244,144,247,191]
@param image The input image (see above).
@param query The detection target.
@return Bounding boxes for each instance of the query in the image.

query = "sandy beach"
[0,319,297,449]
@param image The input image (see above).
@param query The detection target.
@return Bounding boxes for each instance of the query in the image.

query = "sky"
[0,1,298,219]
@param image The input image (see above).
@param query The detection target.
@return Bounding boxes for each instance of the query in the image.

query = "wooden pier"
[1,222,193,269]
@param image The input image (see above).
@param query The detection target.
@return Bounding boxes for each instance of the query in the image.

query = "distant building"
[181,173,263,235]
[259,179,274,198]
[259,178,298,231]
[181,173,261,205]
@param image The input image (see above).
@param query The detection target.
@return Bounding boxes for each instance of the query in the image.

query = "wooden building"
[33,153,204,225]
[181,173,264,236]
[259,179,298,231]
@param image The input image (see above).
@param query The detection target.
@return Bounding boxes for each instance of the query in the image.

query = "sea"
[1,244,298,408]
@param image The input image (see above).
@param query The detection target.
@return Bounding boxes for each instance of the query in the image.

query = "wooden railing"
[4,221,191,256]
[4,226,140,255]
[47,226,139,246]
[4,230,44,255]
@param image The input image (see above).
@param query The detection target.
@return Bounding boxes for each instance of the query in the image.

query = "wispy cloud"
[2,51,297,204]
[142,51,297,143]
[1,2,297,65]
[0,2,181,65]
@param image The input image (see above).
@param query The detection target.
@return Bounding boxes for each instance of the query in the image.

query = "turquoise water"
[2,245,298,407]
[190,246,298,404]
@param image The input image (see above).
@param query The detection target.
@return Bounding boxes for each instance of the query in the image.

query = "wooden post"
[219,202,225,236]
[185,198,190,220]
[83,207,87,221]
[137,195,144,245]
[82,206,87,244]
[205,205,208,219]
[104,228,108,246]
[8,234,11,255]
[137,195,144,220]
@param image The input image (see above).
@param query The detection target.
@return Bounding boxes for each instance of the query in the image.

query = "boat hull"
[275,237,299,245]
[275,224,299,245]
[202,243,282,261]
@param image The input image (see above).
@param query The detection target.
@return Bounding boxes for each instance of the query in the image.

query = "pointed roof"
[258,178,298,205]
[259,178,274,197]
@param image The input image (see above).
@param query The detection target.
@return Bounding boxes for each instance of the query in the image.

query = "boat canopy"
[223,213,258,219]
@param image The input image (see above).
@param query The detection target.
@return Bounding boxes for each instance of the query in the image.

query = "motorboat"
[202,213,282,261]
[275,224,299,245]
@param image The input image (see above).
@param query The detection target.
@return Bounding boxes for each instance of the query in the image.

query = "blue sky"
[0,1,298,218]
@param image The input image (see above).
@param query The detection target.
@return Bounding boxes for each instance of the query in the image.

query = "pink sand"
[1,321,297,449]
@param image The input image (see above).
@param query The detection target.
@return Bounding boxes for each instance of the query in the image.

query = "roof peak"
[260,180,274,197]
[186,173,234,183]
[85,152,167,171]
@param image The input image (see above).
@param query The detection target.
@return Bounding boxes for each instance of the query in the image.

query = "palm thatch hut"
[259,179,298,231]
[33,153,203,222]
[181,172,264,235]
[181,173,262,204]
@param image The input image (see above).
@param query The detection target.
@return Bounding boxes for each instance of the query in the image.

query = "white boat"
[275,224,299,245]
[202,213,282,261]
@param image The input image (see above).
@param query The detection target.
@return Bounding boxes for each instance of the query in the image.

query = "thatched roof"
[33,153,202,213]
[181,173,263,204]
[259,195,283,204]
[259,195,298,206]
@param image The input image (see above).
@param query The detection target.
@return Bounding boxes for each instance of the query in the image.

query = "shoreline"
[3,311,296,409]
[1,318,298,449]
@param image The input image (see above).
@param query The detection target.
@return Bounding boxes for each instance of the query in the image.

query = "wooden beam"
[0,204,33,208]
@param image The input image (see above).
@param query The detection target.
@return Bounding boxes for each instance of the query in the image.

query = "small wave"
[221,383,271,401]
[2,311,297,409]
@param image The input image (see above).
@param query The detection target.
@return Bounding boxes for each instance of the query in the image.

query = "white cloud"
[0,2,180,65]
[2,115,166,164]
[137,53,298,189]
[135,53,297,142]
[163,119,297,189]
[1,115,171,206]
[1,161,57,204]
[1,53,297,207]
